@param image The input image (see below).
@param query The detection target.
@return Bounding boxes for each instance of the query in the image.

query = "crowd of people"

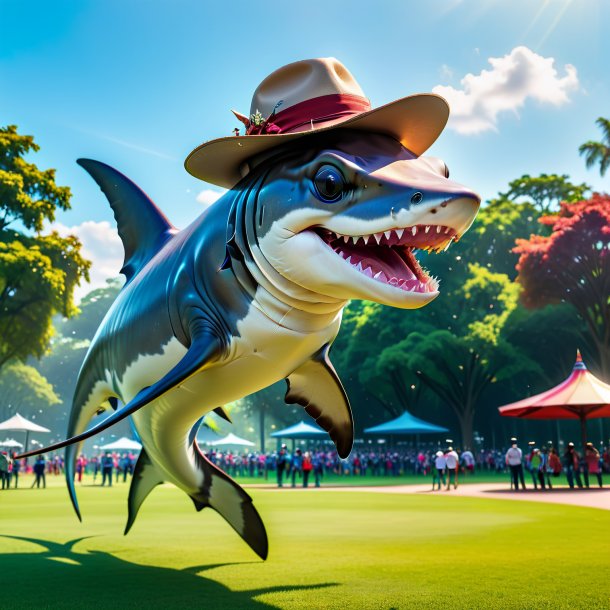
[504,438,605,490]
[1,439,608,492]
[0,450,137,489]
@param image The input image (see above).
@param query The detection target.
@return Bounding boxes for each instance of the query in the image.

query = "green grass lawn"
[1,475,608,609]
[185,469,517,487]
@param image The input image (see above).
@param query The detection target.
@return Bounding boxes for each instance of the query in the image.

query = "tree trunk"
[458,406,475,450]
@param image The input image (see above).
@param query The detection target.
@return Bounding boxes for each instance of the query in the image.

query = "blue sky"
[1,0,608,295]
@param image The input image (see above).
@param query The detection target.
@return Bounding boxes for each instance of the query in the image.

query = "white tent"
[100,437,142,451]
[209,432,255,447]
[0,413,50,453]
[0,438,23,448]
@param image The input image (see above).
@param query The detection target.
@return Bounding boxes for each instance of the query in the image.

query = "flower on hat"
[250,110,265,127]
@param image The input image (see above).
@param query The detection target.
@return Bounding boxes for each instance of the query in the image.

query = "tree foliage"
[579,117,610,177]
[0,125,90,371]
[501,173,590,213]
[467,198,542,278]
[514,193,610,379]
[0,362,61,420]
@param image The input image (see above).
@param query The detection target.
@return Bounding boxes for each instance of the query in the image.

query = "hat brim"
[185,93,449,188]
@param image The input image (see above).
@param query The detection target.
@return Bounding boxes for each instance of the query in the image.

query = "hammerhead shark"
[19,132,480,559]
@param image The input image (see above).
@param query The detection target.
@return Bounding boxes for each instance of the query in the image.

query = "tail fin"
[190,441,268,560]
[124,442,268,560]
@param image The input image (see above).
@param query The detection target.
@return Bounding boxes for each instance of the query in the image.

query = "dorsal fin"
[77,158,177,282]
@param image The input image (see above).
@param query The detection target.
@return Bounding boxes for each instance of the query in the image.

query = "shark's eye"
[314,166,345,203]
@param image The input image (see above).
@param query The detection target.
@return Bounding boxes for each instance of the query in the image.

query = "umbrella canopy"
[0,413,50,454]
[0,438,23,448]
[0,413,50,433]
[270,420,327,439]
[499,351,610,448]
[364,410,449,435]
[210,432,255,447]
[99,437,142,451]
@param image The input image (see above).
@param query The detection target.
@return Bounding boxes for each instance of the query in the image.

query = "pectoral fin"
[213,406,232,423]
[18,332,222,459]
[285,344,353,458]
[124,448,164,535]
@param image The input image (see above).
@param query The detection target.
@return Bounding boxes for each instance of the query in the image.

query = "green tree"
[400,265,540,448]
[466,197,542,278]
[579,117,610,177]
[36,280,123,412]
[0,125,90,371]
[501,173,590,213]
[0,362,61,420]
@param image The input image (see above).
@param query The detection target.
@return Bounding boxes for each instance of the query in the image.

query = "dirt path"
[249,482,610,511]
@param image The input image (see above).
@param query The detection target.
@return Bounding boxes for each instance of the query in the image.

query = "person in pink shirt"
[76,454,87,483]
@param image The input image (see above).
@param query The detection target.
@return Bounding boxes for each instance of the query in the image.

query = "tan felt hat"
[185,57,449,188]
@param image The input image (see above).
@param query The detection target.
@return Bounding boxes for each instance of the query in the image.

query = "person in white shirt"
[444,447,459,490]
[432,450,446,491]
[505,438,526,490]
[461,449,475,475]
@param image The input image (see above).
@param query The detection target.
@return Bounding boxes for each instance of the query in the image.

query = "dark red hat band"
[246,93,371,135]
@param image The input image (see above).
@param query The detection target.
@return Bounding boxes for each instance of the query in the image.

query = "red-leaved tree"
[514,193,610,379]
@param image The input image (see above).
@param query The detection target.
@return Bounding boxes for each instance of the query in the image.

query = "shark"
[19,131,480,560]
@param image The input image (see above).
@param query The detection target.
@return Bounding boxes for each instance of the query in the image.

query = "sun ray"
[536,0,574,50]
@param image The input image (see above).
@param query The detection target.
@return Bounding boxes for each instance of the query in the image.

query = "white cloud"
[51,220,124,301]
[196,188,226,209]
[433,46,579,135]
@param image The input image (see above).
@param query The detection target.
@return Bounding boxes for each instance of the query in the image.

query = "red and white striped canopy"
[499,351,610,420]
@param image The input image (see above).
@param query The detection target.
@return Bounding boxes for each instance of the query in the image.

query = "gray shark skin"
[19,131,480,560]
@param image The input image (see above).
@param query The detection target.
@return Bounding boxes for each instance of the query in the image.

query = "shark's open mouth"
[313,225,457,293]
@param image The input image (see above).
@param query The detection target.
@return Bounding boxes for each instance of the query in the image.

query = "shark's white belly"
[128,303,340,492]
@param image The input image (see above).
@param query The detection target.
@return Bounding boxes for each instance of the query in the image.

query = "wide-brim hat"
[185,57,449,189]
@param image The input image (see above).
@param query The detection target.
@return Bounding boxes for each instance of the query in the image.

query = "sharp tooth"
[444,227,450,234]
[395,228,404,240]
[374,232,383,244]
[425,226,430,233]
[343,235,350,243]
[345,256,352,264]
[337,250,343,257]
[389,277,399,286]
[363,266,373,278]
[355,261,363,272]
[411,226,417,236]
[351,236,359,244]
[436,226,441,233]
[384,230,392,241]
[373,270,383,280]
